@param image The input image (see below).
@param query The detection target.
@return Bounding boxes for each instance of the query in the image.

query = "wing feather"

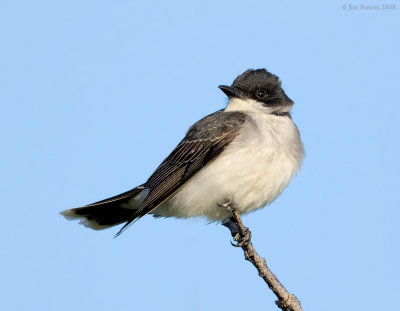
[115,110,247,236]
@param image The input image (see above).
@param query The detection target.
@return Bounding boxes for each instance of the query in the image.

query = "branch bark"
[221,200,303,311]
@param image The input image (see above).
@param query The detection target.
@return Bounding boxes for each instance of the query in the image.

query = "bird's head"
[219,69,293,115]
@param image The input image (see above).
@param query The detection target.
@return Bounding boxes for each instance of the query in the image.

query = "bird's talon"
[233,232,240,241]
[232,228,251,247]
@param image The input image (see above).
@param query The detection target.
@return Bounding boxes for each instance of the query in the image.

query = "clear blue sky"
[1,1,399,310]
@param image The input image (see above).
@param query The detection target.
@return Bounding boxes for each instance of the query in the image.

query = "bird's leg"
[222,217,241,241]
[218,199,251,247]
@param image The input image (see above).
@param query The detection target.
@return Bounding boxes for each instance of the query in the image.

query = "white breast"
[153,98,303,221]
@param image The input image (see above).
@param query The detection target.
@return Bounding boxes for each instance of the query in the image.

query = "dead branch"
[220,200,303,311]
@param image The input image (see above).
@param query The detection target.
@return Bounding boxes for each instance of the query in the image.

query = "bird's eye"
[256,89,268,99]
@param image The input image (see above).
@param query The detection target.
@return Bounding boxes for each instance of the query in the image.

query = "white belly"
[153,112,303,221]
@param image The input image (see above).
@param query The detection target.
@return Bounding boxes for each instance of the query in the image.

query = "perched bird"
[61,69,303,237]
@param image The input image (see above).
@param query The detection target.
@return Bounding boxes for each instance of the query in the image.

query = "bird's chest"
[215,115,301,211]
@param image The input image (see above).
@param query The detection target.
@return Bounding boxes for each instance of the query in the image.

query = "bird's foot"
[234,225,251,247]
[219,199,251,247]
[222,217,252,247]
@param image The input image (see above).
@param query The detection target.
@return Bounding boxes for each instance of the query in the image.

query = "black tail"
[60,184,146,231]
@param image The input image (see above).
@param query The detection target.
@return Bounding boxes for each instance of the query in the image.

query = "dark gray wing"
[115,110,247,236]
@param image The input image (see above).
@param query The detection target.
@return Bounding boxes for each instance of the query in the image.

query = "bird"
[60,69,304,237]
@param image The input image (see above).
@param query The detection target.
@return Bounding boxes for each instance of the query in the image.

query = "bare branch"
[220,200,303,311]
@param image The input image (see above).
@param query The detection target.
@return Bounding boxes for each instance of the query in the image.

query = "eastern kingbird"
[61,69,304,236]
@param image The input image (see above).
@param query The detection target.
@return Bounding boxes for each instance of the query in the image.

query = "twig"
[220,200,303,311]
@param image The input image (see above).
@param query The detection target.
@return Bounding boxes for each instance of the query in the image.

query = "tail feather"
[60,184,147,231]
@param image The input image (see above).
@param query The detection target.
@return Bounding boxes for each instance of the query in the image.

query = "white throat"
[225,97,292,115]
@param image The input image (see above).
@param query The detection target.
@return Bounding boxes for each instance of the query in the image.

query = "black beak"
[218,85,242,99]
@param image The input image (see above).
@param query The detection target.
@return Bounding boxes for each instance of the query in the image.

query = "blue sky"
[1,1,399,310]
